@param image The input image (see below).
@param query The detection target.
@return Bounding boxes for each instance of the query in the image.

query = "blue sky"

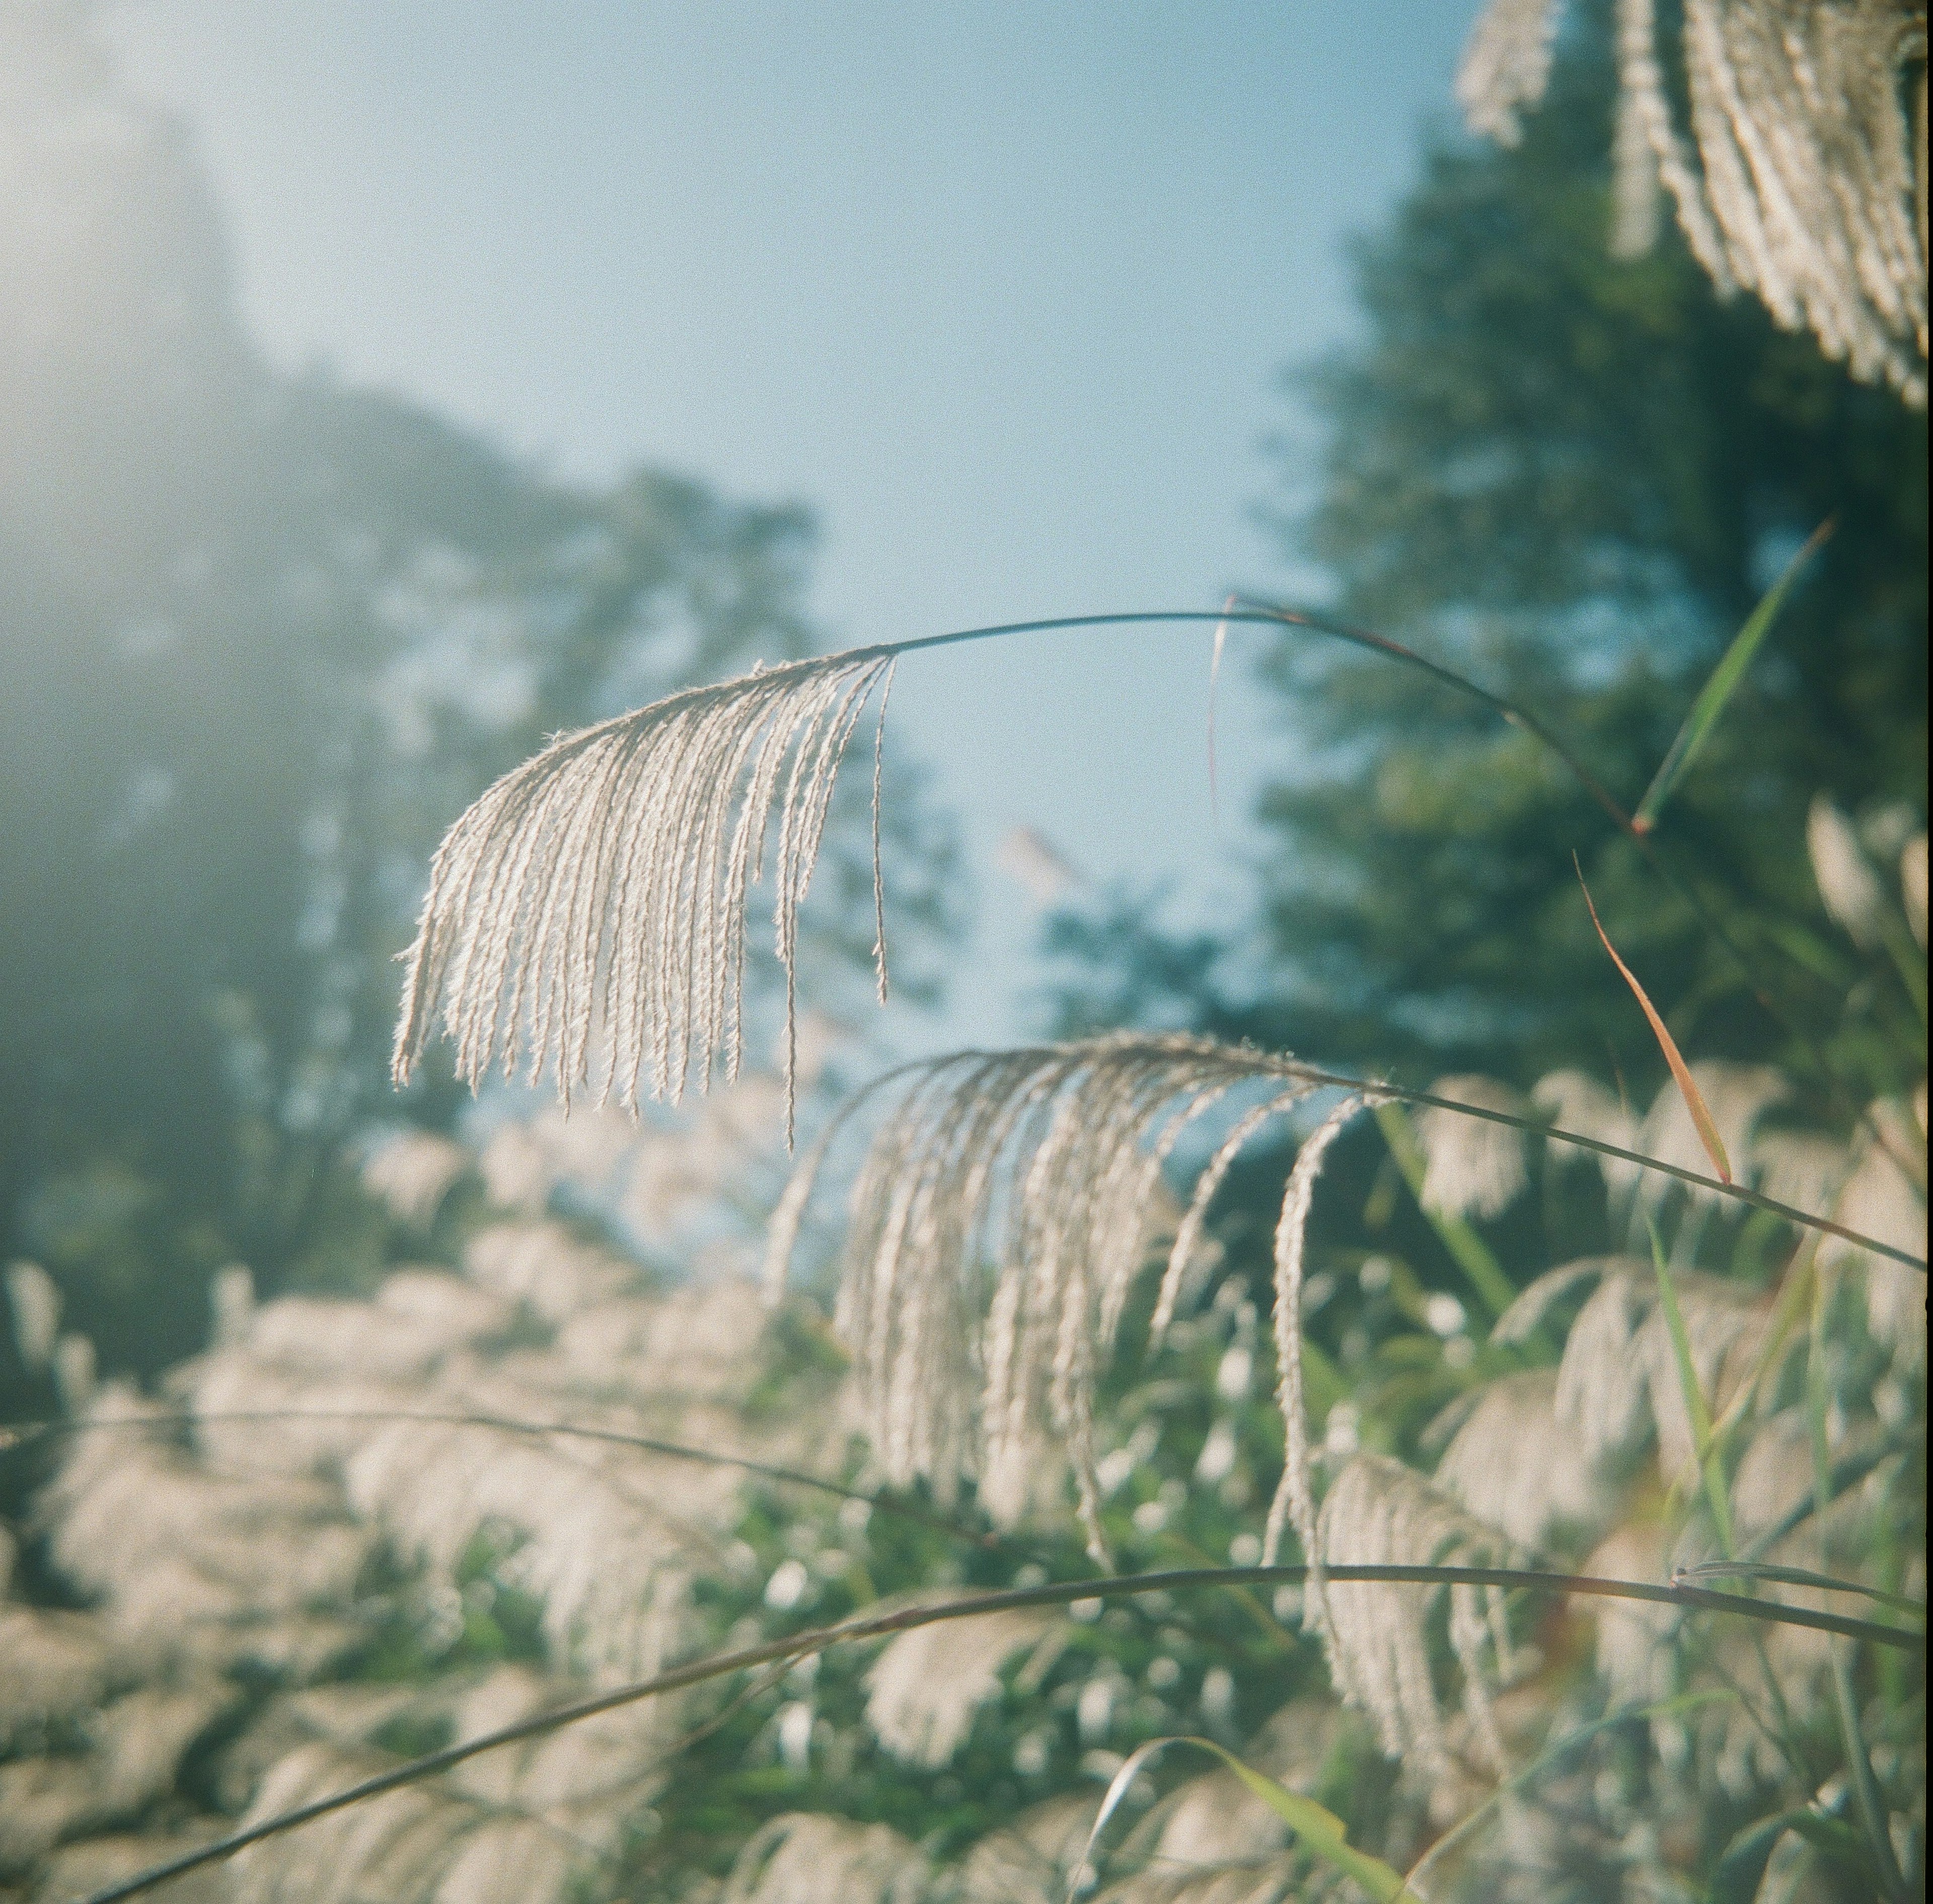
[106,0,1478,1050]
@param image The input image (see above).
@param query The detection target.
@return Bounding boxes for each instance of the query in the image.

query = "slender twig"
[73,1562,1919,1904]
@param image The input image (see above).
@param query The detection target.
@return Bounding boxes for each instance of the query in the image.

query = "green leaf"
[1646,1217,1736,1556]
[1712,1809,1811,1903]
[1633,518,1831,834]
[1581,865,1731,1182]
[1070,1735,1407,1904]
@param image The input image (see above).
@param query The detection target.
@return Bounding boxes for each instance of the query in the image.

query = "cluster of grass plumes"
[3,781,1924,1900]
[1458,0,1930,404]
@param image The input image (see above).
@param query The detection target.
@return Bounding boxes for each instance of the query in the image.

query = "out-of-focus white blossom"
[5,1259,59,1370]
[1416,1075,1529,1221]
[865,1607,1060,1768]
[1808,795,1889,947]
[718,1812,927,1904]
[1433,1368,1605,1549]
[362,1128,471,1227]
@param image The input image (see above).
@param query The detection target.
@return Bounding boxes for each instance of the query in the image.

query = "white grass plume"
[1827,1096,1929,1368]
[1495,1255,1771,1483]
[1533,1069,1642,1198]
[1461,0,1928,403]
[1902,833,1927,948]
[1632,1061,1789,1210]
[1308,1453,1522,1781]
[1261,1093,1367,1568]
[1415,1075,1529,1221]
[864,1606,1060,1768]
[1431,1366,1605,1549]
[719,1812,927,1904]
[766,1035,1349,1561]
[1807,794,1888,947]
[5,1257,59,1370]
[1456,0,1563,144]
[392,648,896,1138]
[362,1129,471,1228]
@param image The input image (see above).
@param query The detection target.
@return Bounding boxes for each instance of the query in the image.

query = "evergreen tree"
[1054,10,1926,1118]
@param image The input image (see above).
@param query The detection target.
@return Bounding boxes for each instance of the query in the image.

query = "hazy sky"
[104,0,1477,1049]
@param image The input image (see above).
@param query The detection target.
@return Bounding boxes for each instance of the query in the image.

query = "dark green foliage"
[1054,10,1926,1114]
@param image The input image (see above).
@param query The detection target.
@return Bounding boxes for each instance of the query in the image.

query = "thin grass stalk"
[1238,595,1910,1168]
[72,1562,1922,1904]
[0,1406,1008,1550]
[397,601,1913,1183]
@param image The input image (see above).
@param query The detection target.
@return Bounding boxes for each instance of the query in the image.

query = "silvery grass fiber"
[391,648,895,1138]
[1,1025,1924,1900]
[1458,0,1929,404]
[761,1035,1359,1566]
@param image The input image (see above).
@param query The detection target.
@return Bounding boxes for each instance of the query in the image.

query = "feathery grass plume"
[1677,0,1928,402]
[41,1390,373,1655]
[1142,1766,1296,1870]
[361,1129,471,1228]
[864,1606,1062,1768]
[1826,1096,1929,1368]
[1500,1253,1773,1487]
[1609,0,1665,255]
[767,1034,1338,1561]
[464,1217,638,1324]
[1261,1094,1367,1569]
[1431,1367,1605,1549]
[0,1756,101,1871]
[1634,1268,1768,1484]
[85,1684,236,1820]
[1414,1076,1529,1222]
[1532,1070,1643,1198]
[391,647,897,1137]
[5,1257,59,1370]
[222,1710,642,1904]
[1455,0,1563,143]
[953,1793,1101,1904]
[718,1812,928,1904]
[52,1332,95,1411]
[1494,1257,1656,1467]
[1903,833,1928,948]
[1807,794,1889,947]
[1306,1453,1522,1782]
[1463,0,1929,403]
[1749,1128,1853,1223]
[210,1263,254,1347]
[1632,1061,1789,1210]
[0,1604,118,1741]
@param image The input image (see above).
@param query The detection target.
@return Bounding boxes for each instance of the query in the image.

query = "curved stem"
[1233,597,1913,1176]
[77,1561,1919,1904]
[0,1405,1006,1551]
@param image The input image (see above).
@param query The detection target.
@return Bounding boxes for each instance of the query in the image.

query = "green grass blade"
[1633,519,1831,834]
[1646,1216,1736,1556]
[1069,1734,1407,1903]
[1674,1560,1927,1622]
[1373,1100,1518,1319]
